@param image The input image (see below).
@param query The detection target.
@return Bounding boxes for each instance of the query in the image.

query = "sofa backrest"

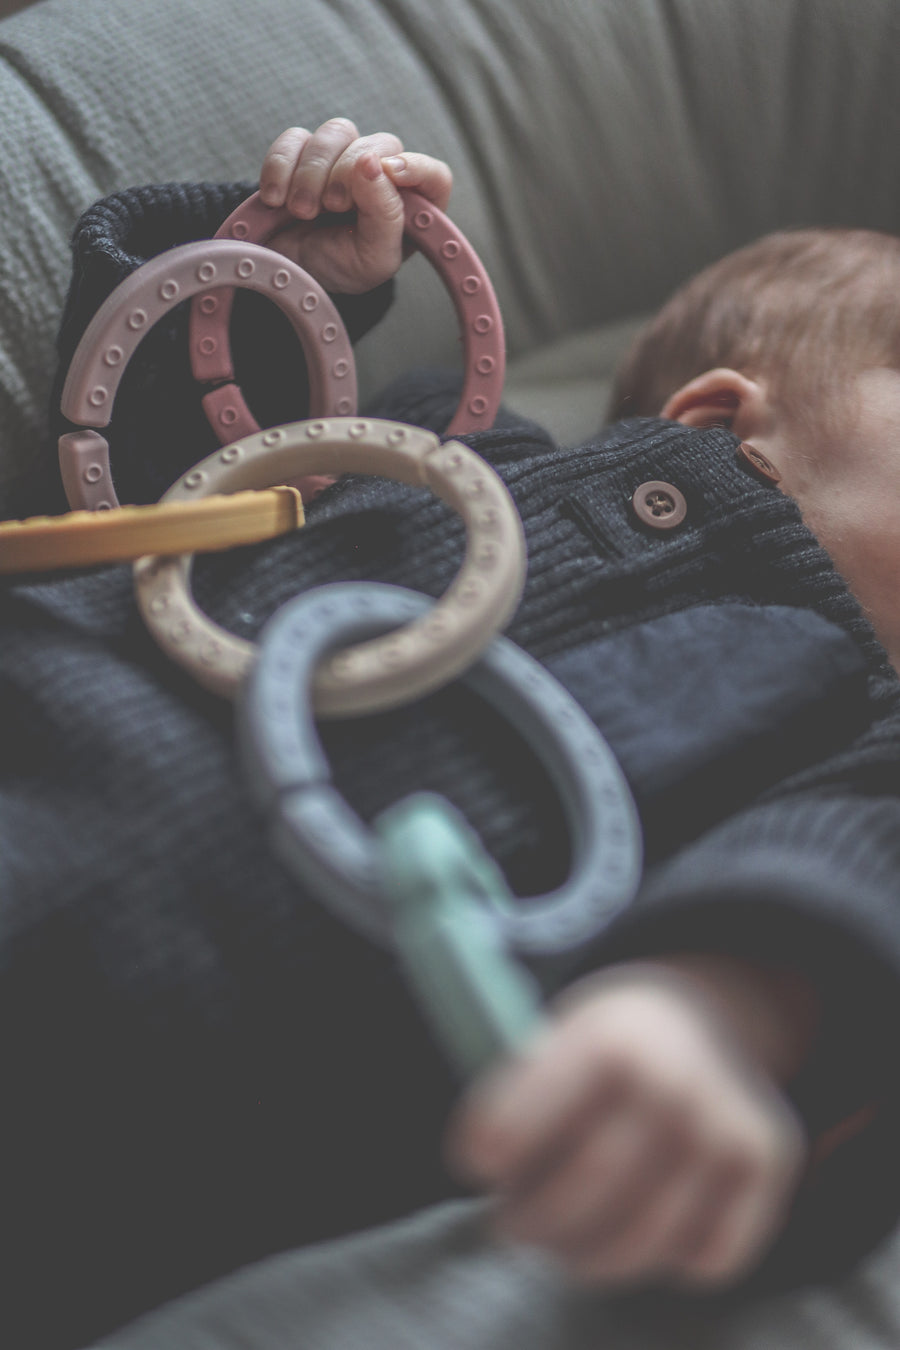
[1,0,899,507]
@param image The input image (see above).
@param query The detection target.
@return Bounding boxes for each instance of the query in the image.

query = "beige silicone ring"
[134,417,526,716]
[0,489,302,573]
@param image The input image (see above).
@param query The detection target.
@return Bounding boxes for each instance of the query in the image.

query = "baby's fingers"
[668,1106,805,1286]
[446,1022,632,1189]
[259,126,312,207]
[319,132,406,213]
[565,1098,804,1287]
[263,117,361,217]
[490,1098,687,1254]
[345,151,406,245]
[382,152,453,211]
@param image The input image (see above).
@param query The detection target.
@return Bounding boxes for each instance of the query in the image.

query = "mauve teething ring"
[58,240,356,510]
[190,189,506,443]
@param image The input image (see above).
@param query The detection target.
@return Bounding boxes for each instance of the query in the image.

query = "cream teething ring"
[58,241,357,510]
[133,416,526,715]
[191,190,505,440]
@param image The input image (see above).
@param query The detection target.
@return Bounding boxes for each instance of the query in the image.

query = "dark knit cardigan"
[4,182,900,1350]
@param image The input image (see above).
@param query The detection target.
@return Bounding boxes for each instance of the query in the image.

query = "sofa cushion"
[1,0,900,508]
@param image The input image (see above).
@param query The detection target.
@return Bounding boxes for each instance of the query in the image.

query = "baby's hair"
[608,227,900,426]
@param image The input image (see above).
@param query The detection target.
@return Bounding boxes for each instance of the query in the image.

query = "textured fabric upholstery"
[2,0,900,503]
[92,1201,900,1350]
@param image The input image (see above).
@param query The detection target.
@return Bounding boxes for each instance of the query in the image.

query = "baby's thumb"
[444,1047,547,1188]
[351,151,405,253]
[382,152,453,211]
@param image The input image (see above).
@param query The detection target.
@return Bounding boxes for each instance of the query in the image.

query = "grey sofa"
[2,0,900,1346]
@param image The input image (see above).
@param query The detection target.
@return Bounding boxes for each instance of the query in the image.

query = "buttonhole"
[558,495,617,561]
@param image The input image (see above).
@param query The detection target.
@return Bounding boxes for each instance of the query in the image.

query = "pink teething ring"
[192,189,506,439]
[58,240,356,510]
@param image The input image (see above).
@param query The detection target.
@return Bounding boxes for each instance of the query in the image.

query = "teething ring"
[240,581,642,953]
[193,189,505,438]
[133,417,526,715]
[58,241,357,510]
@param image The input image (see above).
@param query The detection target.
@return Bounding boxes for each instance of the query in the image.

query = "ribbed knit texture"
[18,181,395,517]
[4,181,900,1348]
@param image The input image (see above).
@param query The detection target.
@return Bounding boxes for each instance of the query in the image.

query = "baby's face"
[776,366,900,667]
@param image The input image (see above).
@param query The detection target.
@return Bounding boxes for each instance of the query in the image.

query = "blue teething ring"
[239,581,642,955]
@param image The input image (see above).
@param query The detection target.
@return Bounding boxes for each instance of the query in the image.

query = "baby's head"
[609,227,900,430]
[610,227,900,666]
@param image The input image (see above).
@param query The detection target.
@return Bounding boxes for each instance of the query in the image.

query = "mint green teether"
[375,792,545,1077]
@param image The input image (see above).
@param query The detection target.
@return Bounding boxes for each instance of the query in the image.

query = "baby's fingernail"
[382,155,407,176]
[289,189,317,217]
[359,151,383,181]
[325,182,349,209]
[259,183,282,206]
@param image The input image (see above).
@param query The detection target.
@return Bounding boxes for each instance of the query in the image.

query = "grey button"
[631,480,687,530]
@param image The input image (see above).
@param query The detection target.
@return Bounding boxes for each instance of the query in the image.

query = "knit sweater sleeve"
[570,700,900,1289]
[22,181,395,516]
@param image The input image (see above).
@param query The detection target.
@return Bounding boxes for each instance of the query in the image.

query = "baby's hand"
[258,118,453,294]
[446,962,807,1288]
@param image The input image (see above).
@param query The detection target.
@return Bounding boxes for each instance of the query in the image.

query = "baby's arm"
[258,118,453,294]
[447,955,817,1288]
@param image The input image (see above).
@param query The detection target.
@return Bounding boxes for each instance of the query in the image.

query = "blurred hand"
[258,117,453,293]
[446,961,809,1289]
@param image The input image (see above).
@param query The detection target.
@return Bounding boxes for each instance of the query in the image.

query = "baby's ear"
[661,368,762,430]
